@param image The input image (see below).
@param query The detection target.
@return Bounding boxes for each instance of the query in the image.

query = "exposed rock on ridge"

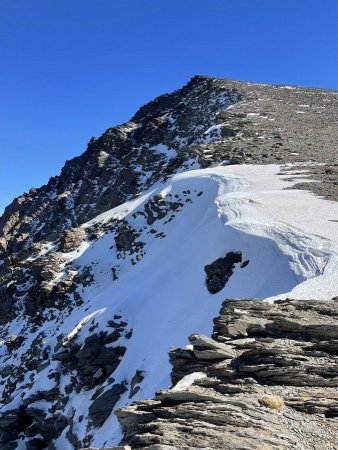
[0,75,337,449]
[204,251,243,293]
[110,298,338,449]
[0,316,131,449]
[0,76,240,258]
[1,75,338,262]
[1,75,337,323]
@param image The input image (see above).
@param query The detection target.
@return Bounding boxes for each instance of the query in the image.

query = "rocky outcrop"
[88,383,127,427]
[52,321,129,389]
[0,405,70,450]
[204,251,243,293]
[188,333,235,361]
[58,227,85,253]
[110,298,338,449]
[0,315,131,449]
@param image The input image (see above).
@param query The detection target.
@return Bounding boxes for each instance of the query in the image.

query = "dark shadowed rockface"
[204,251,243,293]
[103,298,338,450]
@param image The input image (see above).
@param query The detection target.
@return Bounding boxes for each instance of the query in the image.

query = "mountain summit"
[1,76,337,257]
[0,76,337,449]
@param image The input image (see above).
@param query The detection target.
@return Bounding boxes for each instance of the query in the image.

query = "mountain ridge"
[0,76,337,450]
[2,74,338,258]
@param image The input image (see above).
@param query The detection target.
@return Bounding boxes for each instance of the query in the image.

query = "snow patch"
[171,372,206,391]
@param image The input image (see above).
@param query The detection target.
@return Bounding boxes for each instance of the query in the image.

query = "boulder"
[188,333,235,360]
[89,383,127,427]
[204,251,242,294]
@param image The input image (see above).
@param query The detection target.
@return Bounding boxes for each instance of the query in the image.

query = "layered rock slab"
[108,299,338,449]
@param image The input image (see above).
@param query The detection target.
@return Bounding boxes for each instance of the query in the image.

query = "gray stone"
[58,227,85,252]
[114,299,338,449]
[156,387,227,403]
[188,333,235,360]
[89,383,127,427]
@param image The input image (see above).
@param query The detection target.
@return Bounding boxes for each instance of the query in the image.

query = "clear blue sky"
[1,0,338,212]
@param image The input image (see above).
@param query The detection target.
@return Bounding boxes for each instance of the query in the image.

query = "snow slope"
[2,164,338,449]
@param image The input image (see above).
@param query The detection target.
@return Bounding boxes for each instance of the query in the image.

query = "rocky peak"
[0,75,337,450]
[0,76,241,259]
[2,75,338,261]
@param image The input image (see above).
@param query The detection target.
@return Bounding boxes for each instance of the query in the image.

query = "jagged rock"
[27,440,47,450]
[1,443,17,450]
[52,329,127,388]
[52,349,72,362]
[5,334,24,351]
[188,333,235,360]
[113,299,338,449]
[0,405,69,450]
[80,447,131,450]
[89,383,127,427]
[0,285,15,324]
[31,252,64,282]
[115,225,137,252]
[58,227,85,252]
[204,251,242,293]
[66,425,82,448]
[156,386,227,403]
[76,265,94,286]
[129,370,144,399]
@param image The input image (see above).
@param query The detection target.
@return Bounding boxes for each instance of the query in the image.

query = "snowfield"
[3,164,338,449]
[79,164,338,447]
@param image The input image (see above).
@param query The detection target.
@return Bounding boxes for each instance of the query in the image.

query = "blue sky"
[1,0,338,212]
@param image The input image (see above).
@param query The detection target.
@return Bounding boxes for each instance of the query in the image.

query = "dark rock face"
[129,370,145,399]
[204,251,242,293]
[89,383,127,427]
[110,298,338,449]
[0,406,69,450]
[0,316,130,449]
[114,221,144,253]
[58,227,85,253]
[52,329,127,388]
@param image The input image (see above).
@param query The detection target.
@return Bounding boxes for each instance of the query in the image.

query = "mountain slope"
[0,76,240,256]
[0,76,337,449]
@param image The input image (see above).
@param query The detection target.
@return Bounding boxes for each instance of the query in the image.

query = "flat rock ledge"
[87,298,338,450]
